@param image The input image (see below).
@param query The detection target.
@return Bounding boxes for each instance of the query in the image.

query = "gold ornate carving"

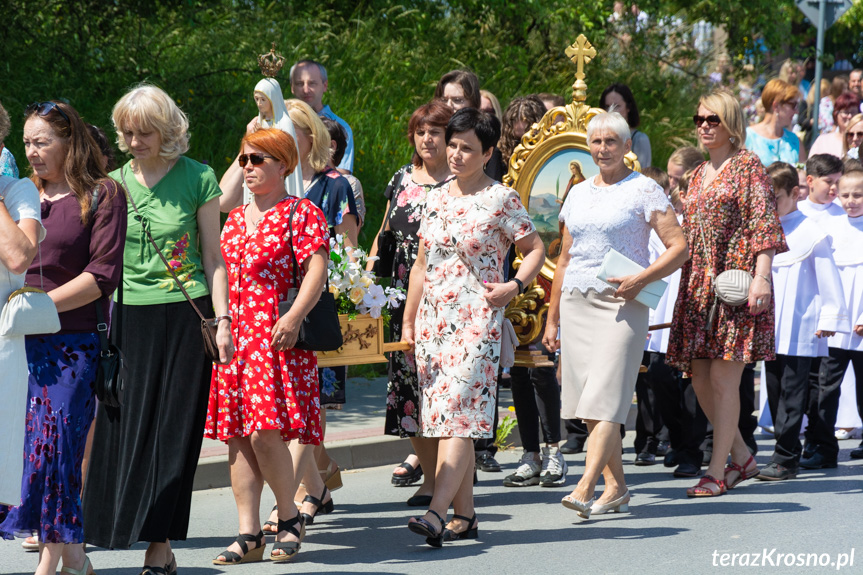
[505,270,548,347]
[258,42,285,78]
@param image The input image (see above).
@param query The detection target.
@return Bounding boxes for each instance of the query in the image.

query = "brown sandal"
[686,474,726,497]
[725,455,758,489]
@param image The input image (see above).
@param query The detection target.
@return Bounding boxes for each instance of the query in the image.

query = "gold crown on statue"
[258,42,285,78]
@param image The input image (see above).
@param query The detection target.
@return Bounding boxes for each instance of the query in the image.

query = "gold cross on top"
[565,34,596,81]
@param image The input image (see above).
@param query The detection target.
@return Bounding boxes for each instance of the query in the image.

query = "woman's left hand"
[606,275,644,301]
[271,313,302,352]
[748,274,772,316]
[483,282,519,308]
[217,320,235,364]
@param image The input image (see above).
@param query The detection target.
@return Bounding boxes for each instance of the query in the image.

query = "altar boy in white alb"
[796,154,845,227]
[758,163,849,481]
[801,169,863,469]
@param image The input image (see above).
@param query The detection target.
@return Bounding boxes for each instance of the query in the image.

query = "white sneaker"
[503,451,541,487]
[540,446,568,487]
[835,427,863,440]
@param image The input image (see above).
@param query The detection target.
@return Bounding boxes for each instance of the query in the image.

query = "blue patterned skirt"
[0,333,99,543]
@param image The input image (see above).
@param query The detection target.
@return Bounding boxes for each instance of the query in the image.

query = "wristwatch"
[511,277,525,295]
[210,315,232,327]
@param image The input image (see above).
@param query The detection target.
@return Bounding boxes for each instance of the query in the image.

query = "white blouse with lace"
[559,171,671,294]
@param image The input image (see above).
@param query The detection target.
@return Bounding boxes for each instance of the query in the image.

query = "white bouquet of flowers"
[327,235,405,321]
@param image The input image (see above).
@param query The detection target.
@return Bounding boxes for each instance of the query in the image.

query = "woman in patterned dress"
[402,108,544,546]
[0,101,126,575]
[667,90,787,497]
[367,100,452,501]
[207,128,329,564]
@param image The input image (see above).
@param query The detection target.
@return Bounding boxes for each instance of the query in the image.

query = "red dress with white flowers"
[415,183,535,438]
[205,197,328,444]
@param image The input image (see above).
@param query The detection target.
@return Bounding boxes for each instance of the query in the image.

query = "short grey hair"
[586,111,631,144]
[289,60,328,84]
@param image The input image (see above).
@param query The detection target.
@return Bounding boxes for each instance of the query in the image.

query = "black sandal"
[212,531,266,565]
[408,509,445,548]
[300,486,335,526]
[165,553,177,575]
[270,514,305,562]
[443,514,479,541]
[262,504,279,534]
[392,461,423,486]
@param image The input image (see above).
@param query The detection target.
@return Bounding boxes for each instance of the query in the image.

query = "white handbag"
[500,316,518,369]
[0,247,61,337]
[596,249,668,309]
[713,269,752,307]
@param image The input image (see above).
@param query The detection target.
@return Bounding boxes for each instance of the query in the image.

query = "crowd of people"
[0,53,861,574]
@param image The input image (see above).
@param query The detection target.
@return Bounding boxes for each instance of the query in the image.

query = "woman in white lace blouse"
[542,112,688,518]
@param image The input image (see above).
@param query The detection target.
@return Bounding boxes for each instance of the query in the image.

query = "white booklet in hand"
[596,249,668,309]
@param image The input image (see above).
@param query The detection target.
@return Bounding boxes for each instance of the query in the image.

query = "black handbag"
[278,198,343,352]
[94,286,126,408]
[371,178,401,278]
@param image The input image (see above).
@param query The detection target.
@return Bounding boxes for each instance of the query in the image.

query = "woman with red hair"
[206,128,330,565]
[810,91,862,158]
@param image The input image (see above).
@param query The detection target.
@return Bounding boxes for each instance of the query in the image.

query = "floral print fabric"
[667,150,788,374]
[414,182,535,438]
[0,333,99,544]
[206,197,328,443]
[383,164,451,436]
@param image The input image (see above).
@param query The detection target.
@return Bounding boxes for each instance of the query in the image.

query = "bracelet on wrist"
[511,277,525,295]
[211,315,232,327]
[756,273,771,284]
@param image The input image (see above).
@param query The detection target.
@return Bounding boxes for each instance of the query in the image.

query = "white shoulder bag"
[0,244,61,337]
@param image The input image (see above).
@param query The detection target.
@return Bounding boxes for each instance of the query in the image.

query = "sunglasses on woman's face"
[847,130,863,141]
[25,101,71,124]
[237,153,275,167]
[693,114,722,127]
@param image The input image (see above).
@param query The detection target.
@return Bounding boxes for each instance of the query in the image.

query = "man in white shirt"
[290,59,355,174]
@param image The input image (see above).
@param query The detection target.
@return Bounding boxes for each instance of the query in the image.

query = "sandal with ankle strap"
[60,555,95,575]
[262,505,278,534]
[686,474,726,497]
[300,486,335,526]
[725,455,758,490]
[270,515,305,562]
[443,514,478,542]
[212,531,266,565]
[408,509,445,548]
[165,553,177,575]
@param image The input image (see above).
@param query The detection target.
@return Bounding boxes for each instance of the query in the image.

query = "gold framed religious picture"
[502,35,641,359]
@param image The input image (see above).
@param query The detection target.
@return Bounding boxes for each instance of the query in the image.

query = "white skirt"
[559,289,648,424]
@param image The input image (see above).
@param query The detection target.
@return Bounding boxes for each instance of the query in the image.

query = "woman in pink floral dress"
[667,91,787,498]
[206,129,329,565]
[402,108,545,546]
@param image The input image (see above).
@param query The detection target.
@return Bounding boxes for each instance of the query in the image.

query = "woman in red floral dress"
[667,90,787,497]
[206,129,329,564]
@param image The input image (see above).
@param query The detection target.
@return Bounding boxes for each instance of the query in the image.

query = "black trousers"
[645,352,707,466]
[764,355,813,467]
[701,364,758,455]
[510,353,561,452]
[803,357,822,445]
[810,347,863,459]
[635,352,663,454]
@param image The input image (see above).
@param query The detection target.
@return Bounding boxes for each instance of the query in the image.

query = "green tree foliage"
[2,0,815,245]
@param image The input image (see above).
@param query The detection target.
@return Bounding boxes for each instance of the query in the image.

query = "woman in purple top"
[0,101,127,575]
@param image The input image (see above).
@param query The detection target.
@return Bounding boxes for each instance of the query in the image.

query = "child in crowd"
[804,170,863,464]
[758,162,848,481]
[797,154,845,225]
[796,165,809,201]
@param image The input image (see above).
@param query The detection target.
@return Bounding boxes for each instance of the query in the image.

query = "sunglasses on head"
[693,114,722,127]
[237,153,275,167]
[26,101,71,124]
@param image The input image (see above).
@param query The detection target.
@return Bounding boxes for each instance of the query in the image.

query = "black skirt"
[83,297,212,548]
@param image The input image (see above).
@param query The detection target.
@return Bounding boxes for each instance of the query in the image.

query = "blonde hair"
[112,84,189,160]
[284,99,330,173]
[844,113,863,155]
[778,59,798,84]
[698,89,745,151]
[480,90,503,119]
[668,146,704,172]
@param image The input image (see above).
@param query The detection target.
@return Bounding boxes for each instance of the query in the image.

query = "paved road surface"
[3,437,861,575]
